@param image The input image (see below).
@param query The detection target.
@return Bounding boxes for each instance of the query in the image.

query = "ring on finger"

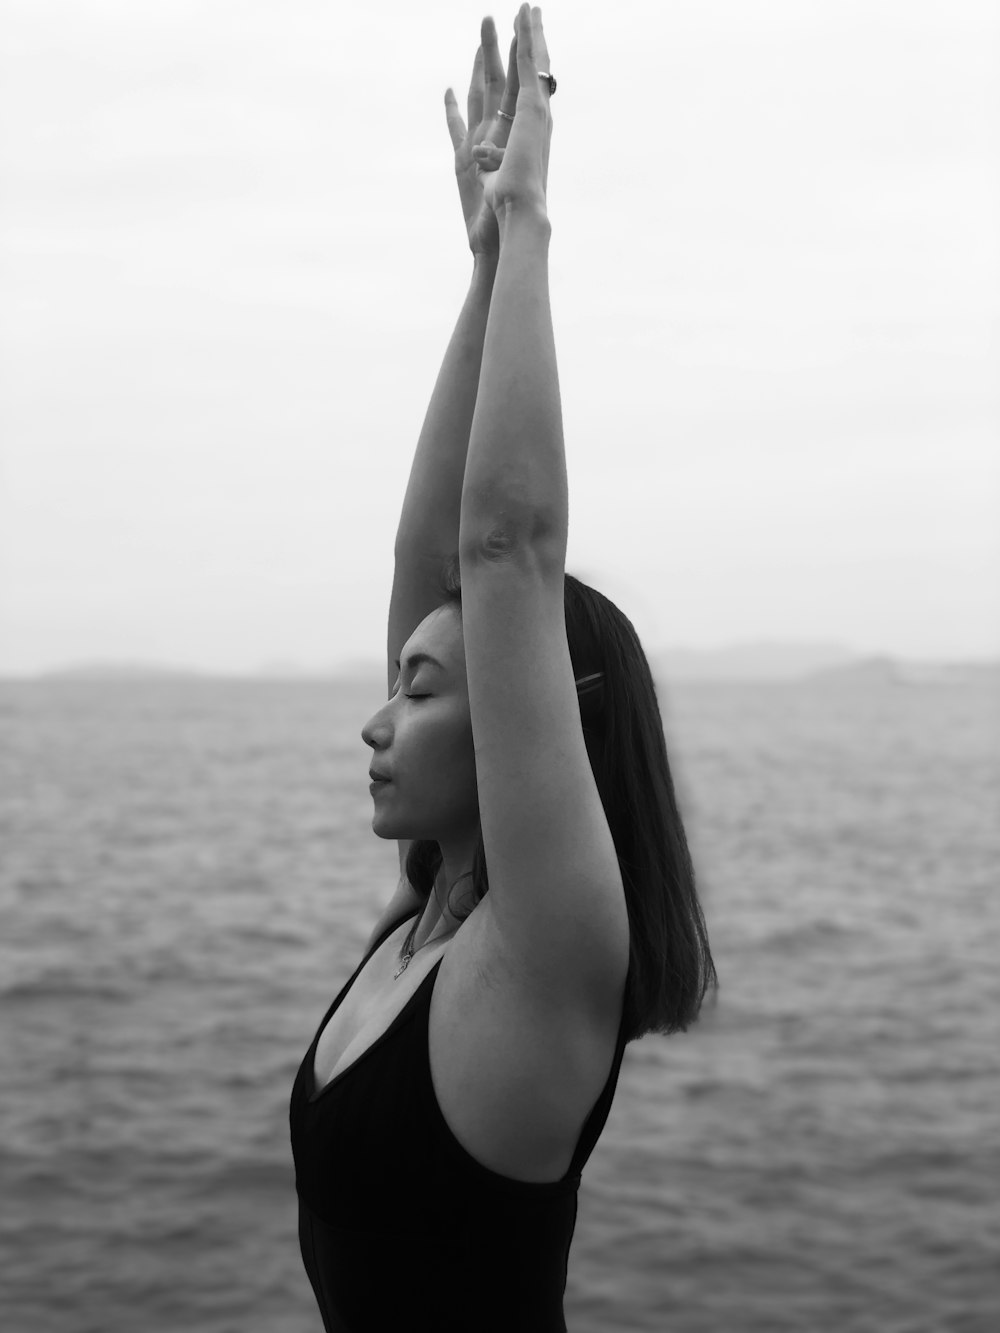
[495,107,514,122]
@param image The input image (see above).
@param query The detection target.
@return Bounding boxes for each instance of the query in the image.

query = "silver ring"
[538,71,557,96]
[495,108,514,122]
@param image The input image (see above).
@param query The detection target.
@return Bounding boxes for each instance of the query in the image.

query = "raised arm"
[458,8,629,1003]
[389,19,519,697]
[385,19,517,890]
[460,6,563,560]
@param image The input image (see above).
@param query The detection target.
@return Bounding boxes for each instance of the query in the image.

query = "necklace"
[393,920,459,980]
[393,950,416,981]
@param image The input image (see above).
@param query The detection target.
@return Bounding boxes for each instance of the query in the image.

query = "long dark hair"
[404,553,717,1041]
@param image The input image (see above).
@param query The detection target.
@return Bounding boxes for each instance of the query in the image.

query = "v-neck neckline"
[306,908,441,1103]
[308,957,444,1103]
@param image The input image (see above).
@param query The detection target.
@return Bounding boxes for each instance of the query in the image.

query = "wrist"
[497,200,551,249]
[471,252,499,283]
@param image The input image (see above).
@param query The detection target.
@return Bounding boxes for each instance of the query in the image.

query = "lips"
[369,770,391,782]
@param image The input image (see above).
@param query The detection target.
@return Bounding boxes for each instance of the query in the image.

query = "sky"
[1,0,997,674]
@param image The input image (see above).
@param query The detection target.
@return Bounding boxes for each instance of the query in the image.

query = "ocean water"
[2,675,998,1333]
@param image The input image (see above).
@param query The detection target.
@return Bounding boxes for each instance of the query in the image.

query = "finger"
[519,5,536,65]
[497,35,519,124]
[514,4,550,105]
[480,16,506,124]
[444,88,467,151]
[467,44,484,130]
[532,6,552,91]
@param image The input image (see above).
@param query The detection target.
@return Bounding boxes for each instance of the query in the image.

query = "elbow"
[459,495,565,570]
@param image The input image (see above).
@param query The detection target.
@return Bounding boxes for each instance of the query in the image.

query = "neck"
[410,832,478,951]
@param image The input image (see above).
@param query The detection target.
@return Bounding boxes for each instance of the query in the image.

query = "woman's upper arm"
[387,545,452,700]
[458,539,629,1012]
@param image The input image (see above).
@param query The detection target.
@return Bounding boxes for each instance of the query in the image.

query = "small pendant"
[393,952,412,981]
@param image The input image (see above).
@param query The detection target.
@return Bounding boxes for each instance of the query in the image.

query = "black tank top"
[289,907,630,1333]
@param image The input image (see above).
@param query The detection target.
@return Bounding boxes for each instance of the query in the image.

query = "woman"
[289,9,716,1330]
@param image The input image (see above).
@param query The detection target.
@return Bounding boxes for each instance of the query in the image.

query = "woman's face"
[360,604,479,843]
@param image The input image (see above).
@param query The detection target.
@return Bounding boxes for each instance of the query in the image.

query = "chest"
[312,924,424,1091]
[312,908,626,1184]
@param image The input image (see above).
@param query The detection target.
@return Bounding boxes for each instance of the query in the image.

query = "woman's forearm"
[394,256,498,557]
[459,207,567,559]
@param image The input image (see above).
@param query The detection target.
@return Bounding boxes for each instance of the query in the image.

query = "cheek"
[432,713,477,785]
[400,701,474,776]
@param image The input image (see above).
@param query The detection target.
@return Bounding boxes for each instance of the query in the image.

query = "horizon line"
[3,642,999,681]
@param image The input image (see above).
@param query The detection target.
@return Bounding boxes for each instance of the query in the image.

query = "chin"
[371,811,408,840]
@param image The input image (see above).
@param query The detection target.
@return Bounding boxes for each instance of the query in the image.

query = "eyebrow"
[393,652,445,674]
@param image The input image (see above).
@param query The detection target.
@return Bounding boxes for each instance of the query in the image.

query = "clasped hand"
[445,5,553,258]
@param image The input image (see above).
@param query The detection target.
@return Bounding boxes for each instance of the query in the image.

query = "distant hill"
[802,655,900,686]
[653,642,859,682]
[14,647,998,687]
[805,656,1000,687]
[254,661,333,679]
[38,662,208,681]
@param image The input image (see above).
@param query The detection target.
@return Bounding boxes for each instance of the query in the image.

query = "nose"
[360,699,390,750]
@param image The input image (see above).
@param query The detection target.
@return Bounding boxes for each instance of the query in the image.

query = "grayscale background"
[2,1,998,1330]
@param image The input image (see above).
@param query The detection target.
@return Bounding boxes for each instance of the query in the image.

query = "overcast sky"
[1,0,997,674]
